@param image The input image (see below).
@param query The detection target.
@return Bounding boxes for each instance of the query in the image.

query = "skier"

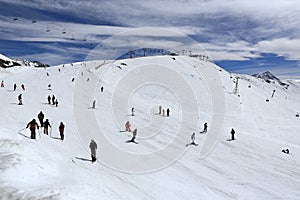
[230,128,235,140]
[131,107,135,116]
[71,78,75,82]
[52,95,55,105]
[296,112,299,117]
[47,95,51,104]
[101,86,104,92]
[271,89,276,98]
[126,128,138,144]
[55,99,58,107]
[21,84,25,90]
[18,94,23,105]
[46,72,49,76]
[162,109,165,117]
[26,119,39,139]
[43,119,51,135]
[166,108,170,117]
[48,84,51,90]
[282,149,290,154]
[92,100,96,109]
[89,139,97,162]
[1,80,4,87]
[37,111,44,127]
[13,83,17,91]
[158,105,162,115]
[200,123,208,133]
[59,122,65,141]
[186,133,198,146]
[125,121,131,132]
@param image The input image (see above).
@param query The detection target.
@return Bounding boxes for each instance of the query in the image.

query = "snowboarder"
[131,107,135,116]
[1,80,4,87]
[21,84,25,90]
[125,121,131,132]
[186,133,198,146]
[47,95,51,104]
[18,94,23,105]
[26,119,39,139]
[200,123,208,133]
[92,100,96,109]
[101,86,104,92]
[55,99,58,107]
[230,128,235,140]
[126,128,138,144]
[37,111,44,127]
[166,108,170,117]
[158,105,162,115]
[43,119,51,135]
[13,83,17,91]
[59,122,65,141]
[52,95,55,105]
[89,139,97,162]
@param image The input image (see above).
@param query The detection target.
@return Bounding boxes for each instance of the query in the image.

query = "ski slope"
[0,55,299,200]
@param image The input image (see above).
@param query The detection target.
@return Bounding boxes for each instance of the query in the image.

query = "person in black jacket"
[26,119,39,139]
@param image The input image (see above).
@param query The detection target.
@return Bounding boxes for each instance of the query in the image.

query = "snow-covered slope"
[0,56,299,200]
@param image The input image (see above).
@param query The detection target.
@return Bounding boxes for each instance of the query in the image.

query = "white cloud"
[255,38,300,60]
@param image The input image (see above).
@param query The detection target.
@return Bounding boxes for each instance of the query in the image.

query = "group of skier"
[13,83,25,91]
[26,111,65,140]
[47,94,59,107]
[158,105,170,117]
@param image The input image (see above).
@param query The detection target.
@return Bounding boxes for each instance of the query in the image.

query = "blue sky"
[0,0,300,76]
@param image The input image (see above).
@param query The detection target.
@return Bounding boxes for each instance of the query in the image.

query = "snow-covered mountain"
[252,71,289,87]
[0,54,49,68]
[0,55,299,200]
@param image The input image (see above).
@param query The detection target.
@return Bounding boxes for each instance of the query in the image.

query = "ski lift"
[46,26,50,32]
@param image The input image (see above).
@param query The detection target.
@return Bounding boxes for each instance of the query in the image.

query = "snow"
[0,55,300,199]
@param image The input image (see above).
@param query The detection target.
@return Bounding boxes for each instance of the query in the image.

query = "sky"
[0,0,300,76]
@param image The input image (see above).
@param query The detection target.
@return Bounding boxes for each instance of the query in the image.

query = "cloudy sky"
[1,0,300,76]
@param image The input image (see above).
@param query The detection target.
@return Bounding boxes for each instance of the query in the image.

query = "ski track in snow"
[0,56,300,199]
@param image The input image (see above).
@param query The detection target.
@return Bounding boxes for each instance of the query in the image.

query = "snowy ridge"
[0,56,299,200]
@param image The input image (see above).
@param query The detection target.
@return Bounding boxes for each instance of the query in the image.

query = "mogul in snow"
[26,119,39,139]
[89,139,97,162]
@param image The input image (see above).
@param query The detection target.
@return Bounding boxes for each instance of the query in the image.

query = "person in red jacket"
[59,122,65,141]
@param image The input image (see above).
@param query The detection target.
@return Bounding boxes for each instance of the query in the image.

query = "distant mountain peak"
[252,71,288,87]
